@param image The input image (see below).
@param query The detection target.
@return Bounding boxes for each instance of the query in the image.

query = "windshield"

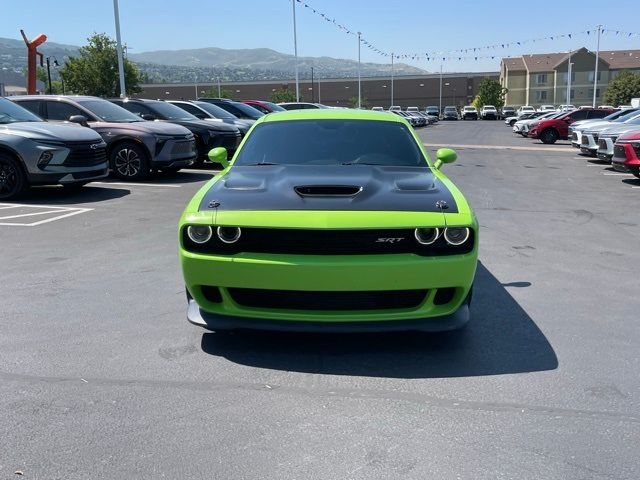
[0,98,43,124]
[77,99,143,123]
[218,102,264,119]
[194,101,237,119]
[444,107,456,112]
[146,102,199,121]
[234,119,428,167]
[615,109,640,122]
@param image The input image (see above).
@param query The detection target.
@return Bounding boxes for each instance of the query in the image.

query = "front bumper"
[597,137,616,161]
[187,293,471,332]
[181,250,477,328]
[580,133,599,155]
[612,143,640,175]
[154,138,197,166]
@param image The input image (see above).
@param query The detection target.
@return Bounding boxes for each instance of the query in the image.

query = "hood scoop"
[294,185,363,197]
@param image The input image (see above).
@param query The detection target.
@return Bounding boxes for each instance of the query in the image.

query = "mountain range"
[0,37,426,84]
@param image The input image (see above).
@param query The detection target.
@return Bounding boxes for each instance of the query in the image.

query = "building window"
[588,88,601,98]
[588,71,602,82]
[535,91,548,101]
[562,72,576,84]
[536,74,548,84]
[570,89,575,100]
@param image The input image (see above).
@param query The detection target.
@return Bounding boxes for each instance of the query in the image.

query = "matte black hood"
[199,165,457,213]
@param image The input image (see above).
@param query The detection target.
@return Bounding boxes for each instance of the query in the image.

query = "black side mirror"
[141,113,157,121]
[68,115,89,126]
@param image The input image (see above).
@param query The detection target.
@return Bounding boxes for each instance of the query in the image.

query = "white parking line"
[0,203,93,227]
[92,181,182,188]
[603,172,634,176]
[423,142,569,153]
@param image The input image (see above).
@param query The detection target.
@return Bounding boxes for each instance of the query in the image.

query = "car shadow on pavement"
[13,185,130,205]
[200,262,558,378]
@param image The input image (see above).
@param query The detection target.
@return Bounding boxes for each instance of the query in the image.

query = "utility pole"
[357,32,361,109]
[217,77,221,97]
[311,66,315,103]
[390,52,394,107]
[194,73,198,99]
[292,0,299,101]
[112,0,127,98]
[566,52,573,107]
[592,25,602,108]
[439,64,443,114]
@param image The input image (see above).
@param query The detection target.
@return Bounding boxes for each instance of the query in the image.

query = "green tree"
[204,85,233,99]
[603,70,640,106]
[59,33,143,97]
[269,87,298,103]
[472,78,506,108]
[348,97,369,109]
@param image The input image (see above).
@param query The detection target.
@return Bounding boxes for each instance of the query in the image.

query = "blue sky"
[3,0,640,73]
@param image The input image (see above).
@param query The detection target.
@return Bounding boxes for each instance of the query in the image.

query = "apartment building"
[501,47,640,107]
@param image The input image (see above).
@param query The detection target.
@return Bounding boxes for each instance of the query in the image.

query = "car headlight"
[444,227,470,246]
[414,227,440,245]
[217,226,241,244]
[187,225,213,244]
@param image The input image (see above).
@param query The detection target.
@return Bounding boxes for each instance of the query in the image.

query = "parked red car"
[528,108,615,144]
[611,130,640,178]
[242,100,286,114]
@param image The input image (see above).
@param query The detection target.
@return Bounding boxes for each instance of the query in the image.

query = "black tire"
[509,119,517,126]
[109,142,150,180]
[0,153,27,200]
[540,128,559,145]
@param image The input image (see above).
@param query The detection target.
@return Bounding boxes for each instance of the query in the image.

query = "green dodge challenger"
[179,109,478,332]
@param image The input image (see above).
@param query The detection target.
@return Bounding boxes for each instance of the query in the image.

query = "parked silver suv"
[0,97,108,199]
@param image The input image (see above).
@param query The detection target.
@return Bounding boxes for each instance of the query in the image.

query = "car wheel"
[540,128,559,144]
[110,142,150,180]
[509,120,517,126]
[0,153,27,200]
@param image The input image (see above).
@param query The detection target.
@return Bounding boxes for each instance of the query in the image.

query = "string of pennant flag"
[294,0,640,61]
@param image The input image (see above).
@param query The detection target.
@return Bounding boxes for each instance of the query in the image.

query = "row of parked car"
[369,106,440,127]
[0,95,302,199]
[505,105,640,178]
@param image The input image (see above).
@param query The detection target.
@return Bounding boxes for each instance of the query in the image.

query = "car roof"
[259,108,405,124]
[10,95,101,102]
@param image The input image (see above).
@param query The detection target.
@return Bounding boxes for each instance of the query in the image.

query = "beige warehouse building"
[501,47,640,107]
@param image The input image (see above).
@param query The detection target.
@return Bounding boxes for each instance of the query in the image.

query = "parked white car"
[461,106,479,120]
[406,106,419,112]
[389,106,402,112]
[513,111,559,135]
[517,105,536,116]
[480,105,498,120]
[539,105,556,112]
[558,104,576,112]
[371,106,384,111]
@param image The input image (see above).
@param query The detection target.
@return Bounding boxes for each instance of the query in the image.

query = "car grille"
[571,132,578,142]
[593,133,599,142]
[226,288,428,311]
[581,136,590,145]
[183,227,475,256]
[598,139,607,149]
[171,140,195,154]
[614,145,627,159]
[62,141,107,167]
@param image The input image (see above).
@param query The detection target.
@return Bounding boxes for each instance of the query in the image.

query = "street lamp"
[112,0,127,97]
[357,32,361,109]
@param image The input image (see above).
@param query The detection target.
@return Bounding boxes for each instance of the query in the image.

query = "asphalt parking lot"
[1,120,639,479]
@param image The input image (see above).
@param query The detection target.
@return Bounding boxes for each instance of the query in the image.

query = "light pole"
[292,0,299,101]
[112,0,127,98]
[566,54,573,107]
[311,66,315,103]
[357,32,361,109]
[390,52,394,107]
[592,24,602,107]
[217,77,221,97]
[45,56,53,94]
[439,64,443,114]
[194,73,198,99]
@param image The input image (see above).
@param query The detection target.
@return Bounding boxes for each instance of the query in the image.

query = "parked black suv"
[110,98,241,164]
[12,96,196,179]
[500,106,516,119]
[197,98,264,120]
